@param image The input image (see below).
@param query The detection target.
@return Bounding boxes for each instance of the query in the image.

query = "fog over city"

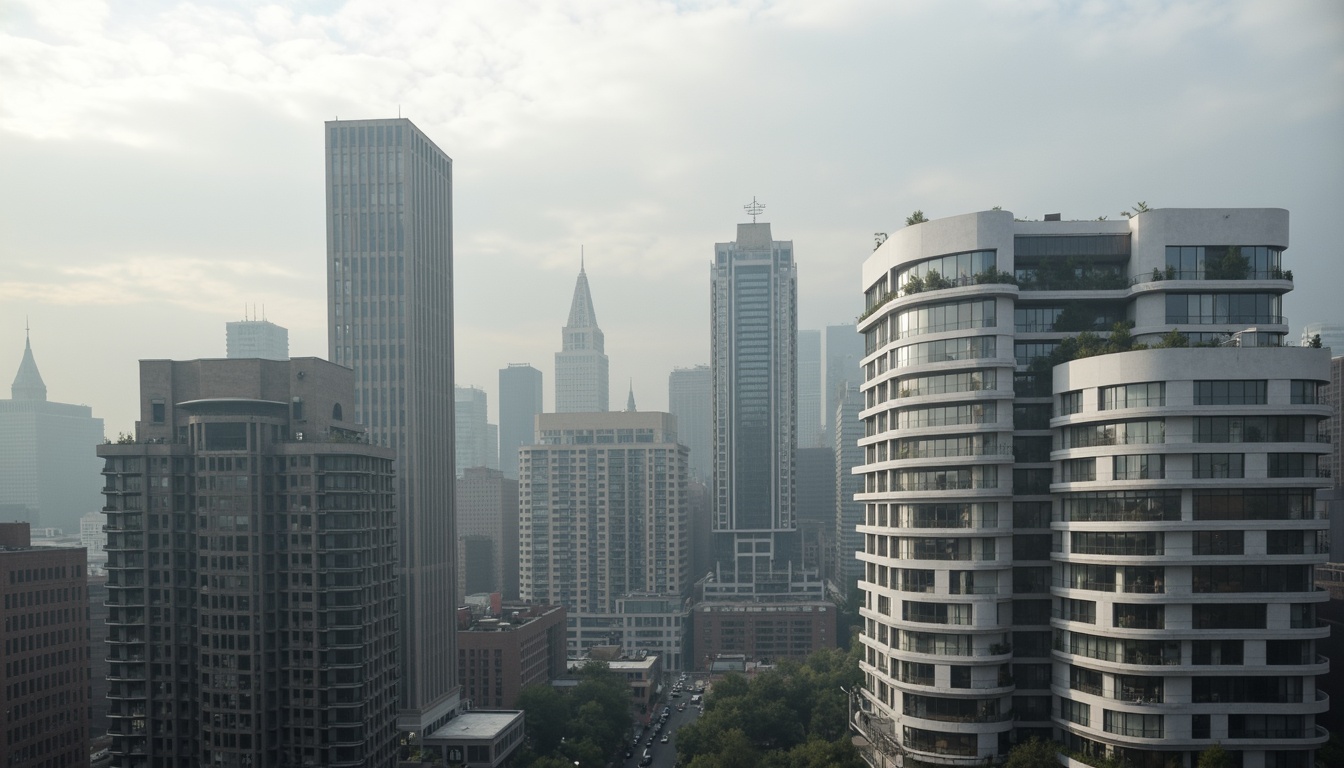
[2,0,1342,433]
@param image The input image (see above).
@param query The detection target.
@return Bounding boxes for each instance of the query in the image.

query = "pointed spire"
[565,260,599,330]
[625,379,636,412]
[11,324,47,401]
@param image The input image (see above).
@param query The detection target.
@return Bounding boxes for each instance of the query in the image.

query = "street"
[622,685,705,768]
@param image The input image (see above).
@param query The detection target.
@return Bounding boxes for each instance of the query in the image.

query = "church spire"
[11,323,48,401]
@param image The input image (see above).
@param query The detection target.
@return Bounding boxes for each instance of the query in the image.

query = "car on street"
[660,735,669,744]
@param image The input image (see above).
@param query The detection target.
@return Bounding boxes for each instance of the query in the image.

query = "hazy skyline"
[3,0,1342,433]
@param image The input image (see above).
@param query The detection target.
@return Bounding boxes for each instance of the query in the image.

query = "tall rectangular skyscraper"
[798,329,822,448]
[455,386,496,473]
[325,118,460,734]
[710,222,801,590]
[498,363,542,479]
[668,364,712,485]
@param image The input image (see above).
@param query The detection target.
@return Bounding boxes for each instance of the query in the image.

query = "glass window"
[1059,391,1083,416]
[893,298,997,340]
[1099,382,1164,410]
[1061,458,1096,483]
[1112,454,1164,480]
[1165,293,1282,325]
[1195,380,1267,405]
[1290,380,1321,404]
[1193,453,1244,478]
[894,250,997,296]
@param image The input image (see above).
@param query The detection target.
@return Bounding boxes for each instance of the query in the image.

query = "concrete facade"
[668,365,712,486]
[97,358,400,768]
[225,319,288,361]
[852,208,1324,768]
[0,523,90,768]
[325,117,461,734]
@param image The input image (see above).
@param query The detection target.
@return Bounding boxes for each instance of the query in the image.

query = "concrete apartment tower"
[498,363,542,479]
[0,522,90,768]
[325,118,460,734]
[226,317,289,360]
[97,358,400,768]
[555,260,609,413]
[518,412,690,665]
[852,209,1328,767]
[0,329,105,533]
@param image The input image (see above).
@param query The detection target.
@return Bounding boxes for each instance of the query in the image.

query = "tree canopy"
[515,662,632,767]
[676,648,864,768]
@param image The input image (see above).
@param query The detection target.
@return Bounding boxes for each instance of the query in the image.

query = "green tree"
[906,210,927,226]
[1121,201,1151,218]
[1197,744,1232,768]
[1154,329,1189,348]
[1004,738,1063,768]
[517,684,568,755]
[1308,333,1323,348]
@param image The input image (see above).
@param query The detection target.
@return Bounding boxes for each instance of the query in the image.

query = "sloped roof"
[565,266,600,330]
[11,332,46,401]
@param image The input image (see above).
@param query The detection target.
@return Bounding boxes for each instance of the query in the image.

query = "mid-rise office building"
[498,364,543,479]
[0,522,90,768]
[518,412,688,660]
[225,318,289,360]
[852,208,1328,768]
[456,467,520,601]
[668,365,712,485]
[457,604,566,709]
[97,358,400,768]
[325,117,461,733]
[1,331,105,534]
[555,263,609,413]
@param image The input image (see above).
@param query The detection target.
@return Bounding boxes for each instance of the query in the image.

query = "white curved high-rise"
[852,209,1328,768]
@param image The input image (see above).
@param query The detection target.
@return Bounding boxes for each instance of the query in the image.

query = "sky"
[2,0,1342,436]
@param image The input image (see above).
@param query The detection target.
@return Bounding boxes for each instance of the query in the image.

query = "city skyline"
[4,1,1341,434]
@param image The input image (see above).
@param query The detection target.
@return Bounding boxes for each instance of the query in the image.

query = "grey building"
[97,358,400,768]
[709,222,813,595]
[555,262,609,413]
[325,117,460,734]
[0,331,105,534]
[833,381,864,584]
[852,208,1329,767]
[519,412,689,659]
[456,466,519,600]
[798,329,823,448]
[225,318,289,360]
[498,363,542,479]
[668,364,712,485]
[455,386,496,474]
[825,323,864,439]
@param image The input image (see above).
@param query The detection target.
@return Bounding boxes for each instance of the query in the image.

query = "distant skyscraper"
[0,331,104,533]
[1300,321,1344,352]
[455,386,496,473]
[833,382,863,584]
[519,412,689,660]
[710,221,804,591]
[325,117,460,733]
[668,365,712,485]
[824,323,863,438]
[555,262,609,413]
[97,358,400,768]
[226,317,289,360]
[498,363,542,479]
[456,467,519,600]
[797,329,822,448]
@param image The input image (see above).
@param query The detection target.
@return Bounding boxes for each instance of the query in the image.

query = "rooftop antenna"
[581,245,585,273]
[744,196,765,223]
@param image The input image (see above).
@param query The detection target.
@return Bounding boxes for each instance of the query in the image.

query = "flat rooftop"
[426,712,523,741]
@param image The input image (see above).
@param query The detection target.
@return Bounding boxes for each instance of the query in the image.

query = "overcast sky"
[3,0,1342,435]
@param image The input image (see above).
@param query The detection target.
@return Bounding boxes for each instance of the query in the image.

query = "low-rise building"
[458,604,566,709]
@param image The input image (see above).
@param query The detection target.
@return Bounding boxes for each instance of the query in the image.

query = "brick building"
[0,522,91,768]
[457,604,566,709]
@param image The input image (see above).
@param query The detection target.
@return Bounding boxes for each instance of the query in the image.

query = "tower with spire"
[1,327,105,534]
[554,255,610,412]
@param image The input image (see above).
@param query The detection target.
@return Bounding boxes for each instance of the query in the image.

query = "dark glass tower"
[325,118,460,735]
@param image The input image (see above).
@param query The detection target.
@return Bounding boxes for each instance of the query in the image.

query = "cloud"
[1,0,1342,431]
